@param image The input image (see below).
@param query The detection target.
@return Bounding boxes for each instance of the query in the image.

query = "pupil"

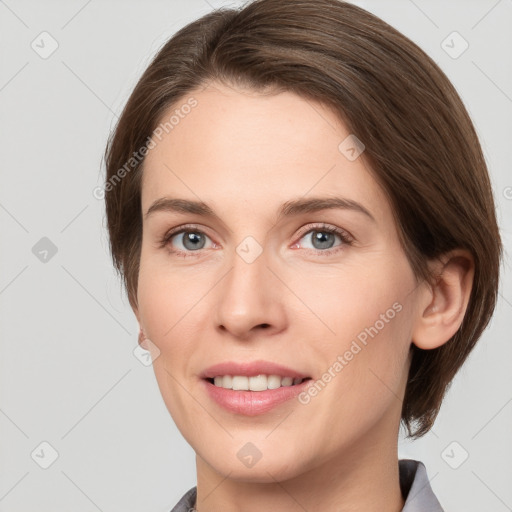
[183,232,205,250]
[313,231,334,249]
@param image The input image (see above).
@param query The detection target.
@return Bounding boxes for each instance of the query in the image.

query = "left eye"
[297,228,348,251]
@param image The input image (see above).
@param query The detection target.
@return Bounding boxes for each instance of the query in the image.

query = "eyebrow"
[144,196,376,223]
[145,197,377,222]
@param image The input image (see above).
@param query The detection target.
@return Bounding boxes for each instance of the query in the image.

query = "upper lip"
[200,360,311,380]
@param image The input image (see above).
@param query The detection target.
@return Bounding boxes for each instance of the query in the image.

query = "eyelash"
[158,223,354,258]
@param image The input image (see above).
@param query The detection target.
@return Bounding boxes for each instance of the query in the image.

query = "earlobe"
[132,306,147,347]
[138,326,148,348]
[412,250,474,350]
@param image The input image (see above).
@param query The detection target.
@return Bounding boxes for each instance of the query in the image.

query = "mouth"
[201,373,314,416]
[200,360,314,415]
[205,375,312,391]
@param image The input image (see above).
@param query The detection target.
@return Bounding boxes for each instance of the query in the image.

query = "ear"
[412,249,474,350]
[132,305,147,348]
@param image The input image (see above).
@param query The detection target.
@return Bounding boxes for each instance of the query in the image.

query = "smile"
[209,374,307,391]
[202,376,313,416]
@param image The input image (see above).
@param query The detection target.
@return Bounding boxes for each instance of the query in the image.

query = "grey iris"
[183,232,205,250]
[312,231,335,249]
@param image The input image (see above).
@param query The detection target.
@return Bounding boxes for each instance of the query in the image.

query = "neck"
[194,421,405,512]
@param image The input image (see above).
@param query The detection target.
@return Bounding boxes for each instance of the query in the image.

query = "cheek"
[290,259,412,344]
[136,251,211,341]
[136,254,211,427]
[291,260,414,397]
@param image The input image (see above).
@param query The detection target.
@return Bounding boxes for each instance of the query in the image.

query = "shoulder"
[169,486,197,512]
[400,459,445,511]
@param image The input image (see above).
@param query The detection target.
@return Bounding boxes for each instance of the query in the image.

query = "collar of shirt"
[169,459,444,512]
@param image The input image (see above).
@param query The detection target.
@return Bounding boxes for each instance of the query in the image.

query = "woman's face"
[136,82,424,481]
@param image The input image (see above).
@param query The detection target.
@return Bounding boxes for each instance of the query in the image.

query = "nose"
[213,245,287,340]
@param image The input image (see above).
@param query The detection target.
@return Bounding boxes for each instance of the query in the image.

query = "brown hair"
[103,0,502,437]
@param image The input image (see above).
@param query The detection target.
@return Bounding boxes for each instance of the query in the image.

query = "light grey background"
[0,0,510,511]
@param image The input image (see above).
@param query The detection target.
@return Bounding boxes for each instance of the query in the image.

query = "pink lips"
[200,360,310,380]
[200,360,312,415]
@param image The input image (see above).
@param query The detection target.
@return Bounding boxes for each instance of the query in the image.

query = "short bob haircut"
[103,0,502,438]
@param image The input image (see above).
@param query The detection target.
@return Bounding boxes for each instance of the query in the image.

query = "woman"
[103,0,502,510]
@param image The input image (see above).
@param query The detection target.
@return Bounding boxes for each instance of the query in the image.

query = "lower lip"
[202,378,312,415]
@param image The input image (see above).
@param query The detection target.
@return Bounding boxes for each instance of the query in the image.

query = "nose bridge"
[213,237,285,338]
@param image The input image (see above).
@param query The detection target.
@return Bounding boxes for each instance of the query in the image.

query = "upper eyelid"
[295,223,352,241]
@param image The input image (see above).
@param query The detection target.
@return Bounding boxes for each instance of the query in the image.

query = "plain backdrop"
[0,0,511,511]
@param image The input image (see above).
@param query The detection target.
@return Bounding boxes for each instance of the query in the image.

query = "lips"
[200,360,310,380]
[200,360,313,415]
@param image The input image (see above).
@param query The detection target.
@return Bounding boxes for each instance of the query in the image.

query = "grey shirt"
[169,459,444,512]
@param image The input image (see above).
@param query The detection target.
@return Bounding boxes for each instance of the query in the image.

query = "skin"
[133,82,474,512]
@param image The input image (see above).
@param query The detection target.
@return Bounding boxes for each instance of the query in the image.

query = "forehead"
[140,82,390,224]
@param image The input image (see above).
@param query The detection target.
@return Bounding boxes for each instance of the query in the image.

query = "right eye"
[159,225,217,257]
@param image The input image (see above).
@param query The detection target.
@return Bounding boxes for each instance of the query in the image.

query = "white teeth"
[222,375,232,389]
[267,375,282,389]
[211,374,304,391]
[249,374,267,391]
[232,376,248,390]
[281,377,293,387]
